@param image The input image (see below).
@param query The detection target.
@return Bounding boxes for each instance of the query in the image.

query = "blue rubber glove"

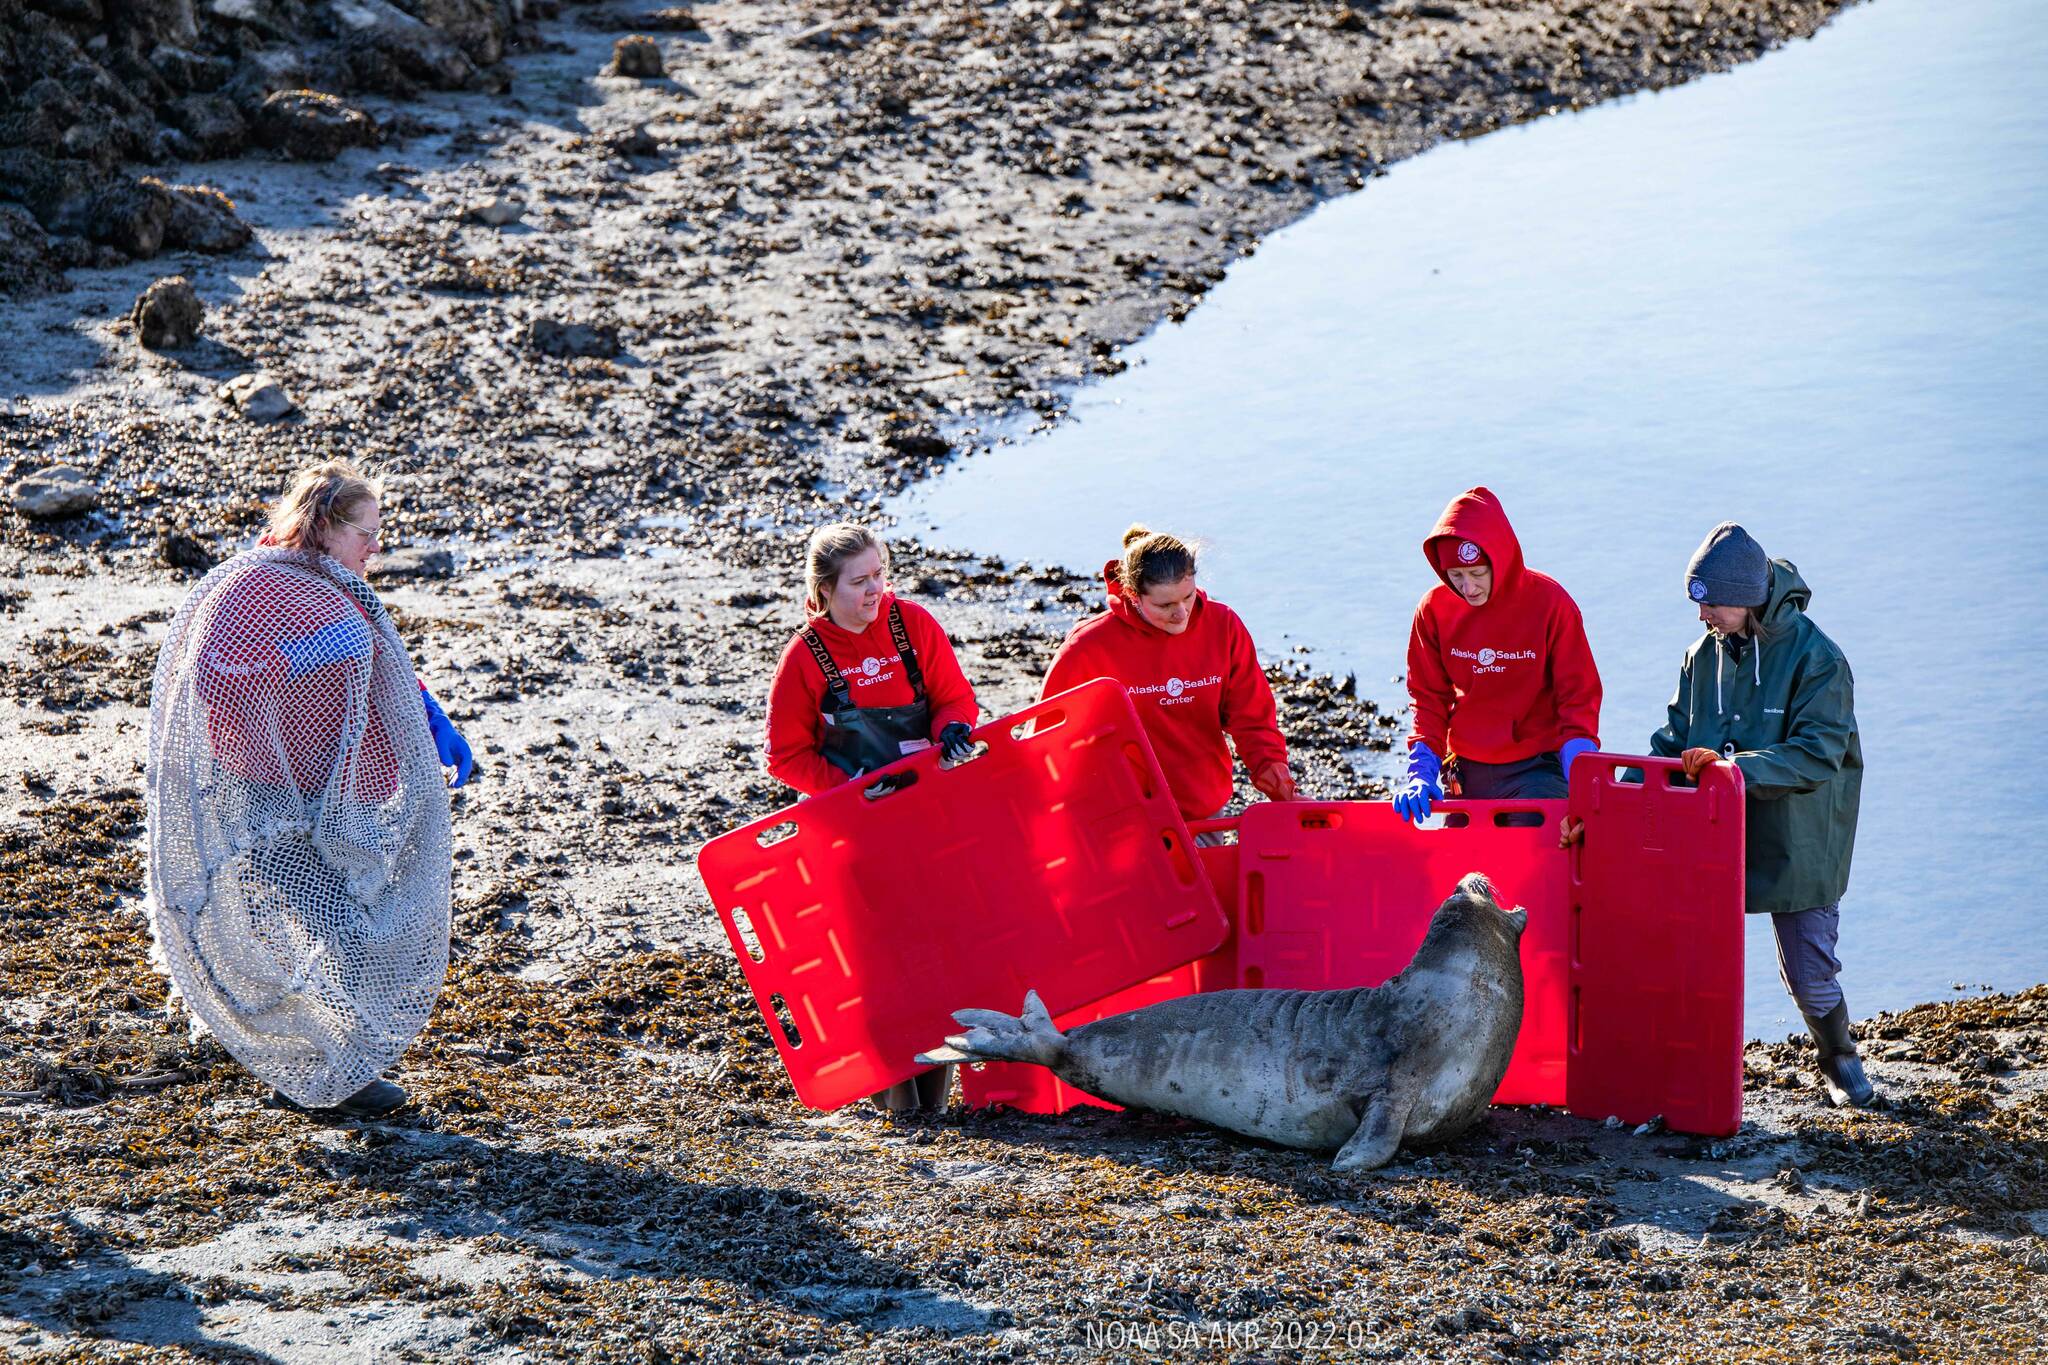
[420,689,474,788]
[1559,737,1598,783]
[939,721,975,763]
[1392,743,1443,824]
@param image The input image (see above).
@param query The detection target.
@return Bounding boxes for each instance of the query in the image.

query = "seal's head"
[1416,872,1527,963]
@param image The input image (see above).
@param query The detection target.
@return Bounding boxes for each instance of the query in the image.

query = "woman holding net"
[146,461,471,1118]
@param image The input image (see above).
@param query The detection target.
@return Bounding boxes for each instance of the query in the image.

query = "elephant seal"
[917,872,1525,1171]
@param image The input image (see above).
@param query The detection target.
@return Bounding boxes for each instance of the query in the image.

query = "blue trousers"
[1455,752,1568,800]
[1771,902,1844,1018]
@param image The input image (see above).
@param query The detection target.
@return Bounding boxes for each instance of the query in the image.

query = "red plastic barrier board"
[1566,755,1746,1136]
[698,678,1229,1111]
[960,835,1240,1114]
[1232,800,1571,1106]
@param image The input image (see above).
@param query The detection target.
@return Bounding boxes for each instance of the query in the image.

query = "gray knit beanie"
[1686,522,1770,607]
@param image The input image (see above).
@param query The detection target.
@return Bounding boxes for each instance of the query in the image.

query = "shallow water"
[892,0,2048,1038]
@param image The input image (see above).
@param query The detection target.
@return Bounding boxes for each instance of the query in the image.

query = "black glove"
[860,772,907,799]
[939,721,975,763]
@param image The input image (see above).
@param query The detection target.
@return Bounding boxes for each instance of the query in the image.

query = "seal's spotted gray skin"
[919,873,1525,1171]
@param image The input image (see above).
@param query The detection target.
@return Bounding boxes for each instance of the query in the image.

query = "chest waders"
[802,603,933,781]
[804,604,954,1111]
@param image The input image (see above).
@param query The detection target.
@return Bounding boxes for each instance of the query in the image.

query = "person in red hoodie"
[1395,488,1603,821]
[765,521,981,798]
[764,521,980,1114]
[1043,525,1296,831]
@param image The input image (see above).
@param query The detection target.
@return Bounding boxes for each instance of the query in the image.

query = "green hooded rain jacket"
[1649,559,1863,915]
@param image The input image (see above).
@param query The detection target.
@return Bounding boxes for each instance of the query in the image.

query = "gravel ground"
[6,0,2043,1360]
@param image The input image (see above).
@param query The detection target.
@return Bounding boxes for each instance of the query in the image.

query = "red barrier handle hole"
[1299,811,1345,832]
[941,741,990,769]
[1158,830,1199,886]
[756,821,800,848]
[770,993,803,1049]
[1123,741,1158,800]
[1013,708,1067,741]
[861,770,919,801]
[1491,809,1546,828]
[730,907,766,963]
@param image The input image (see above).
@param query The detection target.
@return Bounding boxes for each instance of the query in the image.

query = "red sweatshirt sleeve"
[1218,609,1287,774]
[764,634,845,797]
[1405,597,1454,757]
[902,602,980,737]
[1546,594,1603,746]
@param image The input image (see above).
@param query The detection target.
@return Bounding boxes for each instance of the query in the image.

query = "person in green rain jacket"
[1650,523,1873,1108]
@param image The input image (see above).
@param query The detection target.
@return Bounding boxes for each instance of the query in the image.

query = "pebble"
[466,195,525,227]
[131,275,205,350]
[157,531,218,572]
[216,373,297,423]
[528,318,622,359]
[611,35,666,79]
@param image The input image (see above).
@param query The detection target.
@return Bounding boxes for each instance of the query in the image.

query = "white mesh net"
[145,547,452,1107]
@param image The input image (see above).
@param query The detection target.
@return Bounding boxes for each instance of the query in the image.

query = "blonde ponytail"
[1117,524,1197,596]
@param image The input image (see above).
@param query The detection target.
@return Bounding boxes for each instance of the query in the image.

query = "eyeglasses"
[333,513,380,539]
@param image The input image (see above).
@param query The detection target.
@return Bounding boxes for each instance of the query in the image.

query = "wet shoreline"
[5,1,2044,1359]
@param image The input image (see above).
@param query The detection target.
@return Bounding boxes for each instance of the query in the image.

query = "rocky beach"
[4,0,2044,1358]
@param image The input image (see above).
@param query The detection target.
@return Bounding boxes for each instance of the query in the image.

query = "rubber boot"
[870,1065,953,1115]
[274,1078,409,1118]
[1804,1003,1875,1109]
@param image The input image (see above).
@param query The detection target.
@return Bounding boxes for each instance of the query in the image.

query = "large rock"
[0,148,99,238]
[115,0,201,46]
[402,0,508,66]
[0,204,63,296]
[150,44,235,94]
[132,274,205,349]
[89,177,176,257]
[369,546,455,581]
[217,372,296,422]
[634,8,702,32]
[610,35,665,78]
[528,318,621,358]
[256,89,377,160]
[150,180,253,252]
[330,0,478,88]
[10,465,100,520]
[165,93,249,158]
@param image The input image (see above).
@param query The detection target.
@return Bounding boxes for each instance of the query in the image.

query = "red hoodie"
[200,548,401,799]
[1406,488,1602,765]
[766,593,980,796]
[1043,562,1287,821]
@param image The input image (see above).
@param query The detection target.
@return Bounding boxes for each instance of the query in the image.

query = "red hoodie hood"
[1101,559,1207,638]
[1423,487,1526,599]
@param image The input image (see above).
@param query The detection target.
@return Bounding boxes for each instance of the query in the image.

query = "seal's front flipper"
[1331,1089,1415,1173]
